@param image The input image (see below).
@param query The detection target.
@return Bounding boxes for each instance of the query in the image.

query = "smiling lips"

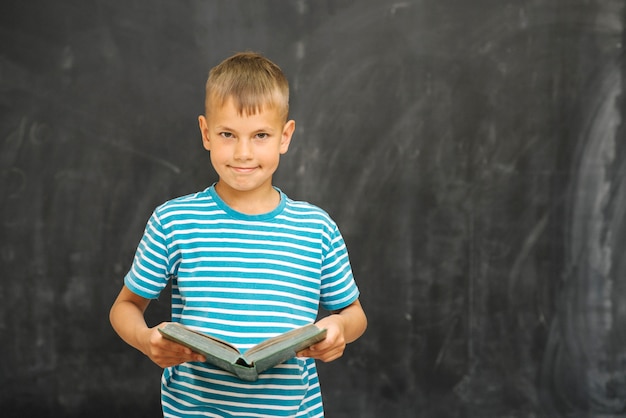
[230,166,257,173]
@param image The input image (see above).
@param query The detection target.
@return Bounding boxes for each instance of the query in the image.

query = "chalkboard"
[1,0,625,417]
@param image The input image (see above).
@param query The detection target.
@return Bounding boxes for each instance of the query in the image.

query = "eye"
[255,132,269,140]
[220,132,234,139]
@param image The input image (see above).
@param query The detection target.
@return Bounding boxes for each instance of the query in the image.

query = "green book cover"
[158,323,327,382]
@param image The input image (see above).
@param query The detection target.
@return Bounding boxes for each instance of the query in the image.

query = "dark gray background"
[1,0,625,417]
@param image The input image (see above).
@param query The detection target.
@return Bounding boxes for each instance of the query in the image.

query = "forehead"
[207,97,284,126]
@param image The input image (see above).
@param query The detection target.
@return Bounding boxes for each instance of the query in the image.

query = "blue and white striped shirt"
[125,185,360,417]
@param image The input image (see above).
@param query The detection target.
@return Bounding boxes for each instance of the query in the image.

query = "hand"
[297,315,347,363]
[296,299,367,362]
[141,322,206,368]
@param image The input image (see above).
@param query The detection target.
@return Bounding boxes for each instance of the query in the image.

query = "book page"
[245,325,325,357]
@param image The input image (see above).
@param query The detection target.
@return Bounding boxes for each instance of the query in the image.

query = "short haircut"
[204,52,290,121]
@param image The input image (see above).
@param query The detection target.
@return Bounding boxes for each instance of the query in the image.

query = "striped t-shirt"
[124,185,360,417]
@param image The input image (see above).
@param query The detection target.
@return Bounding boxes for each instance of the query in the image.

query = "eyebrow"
[215,125,276,134]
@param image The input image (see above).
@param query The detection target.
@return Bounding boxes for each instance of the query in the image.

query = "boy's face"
[198,97,295,200]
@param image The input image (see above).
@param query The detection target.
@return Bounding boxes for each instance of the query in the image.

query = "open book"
[158,323,327,381]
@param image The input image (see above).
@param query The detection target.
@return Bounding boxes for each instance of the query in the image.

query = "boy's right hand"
[141,322,206,368]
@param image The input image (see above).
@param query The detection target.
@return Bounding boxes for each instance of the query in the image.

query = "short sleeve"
[319,223,360,311]
[124,211,171,299]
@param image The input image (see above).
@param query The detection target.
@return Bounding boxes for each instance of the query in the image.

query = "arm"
[297,299,367,363]
[109,285,205,368]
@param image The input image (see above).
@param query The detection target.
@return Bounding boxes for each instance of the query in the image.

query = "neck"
[214,182,280,215]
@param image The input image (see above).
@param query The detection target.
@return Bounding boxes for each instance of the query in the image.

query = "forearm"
[331,299,367,344]
[109,286,152,355]
[110,285,206,367]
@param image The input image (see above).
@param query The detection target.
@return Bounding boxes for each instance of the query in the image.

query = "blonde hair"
[204,52,290,121]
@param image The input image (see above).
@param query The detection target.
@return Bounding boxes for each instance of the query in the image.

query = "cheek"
[208,149,228,169]
[260,147,282,165]
[208,145,229,160]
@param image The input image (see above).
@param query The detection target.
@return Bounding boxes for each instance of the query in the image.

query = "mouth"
[230,166,257,174]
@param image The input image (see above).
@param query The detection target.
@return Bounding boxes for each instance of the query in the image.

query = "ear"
[280,119,296,154]
[198,115,211,151]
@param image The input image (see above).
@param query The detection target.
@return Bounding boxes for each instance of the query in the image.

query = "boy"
[109,52,367,417]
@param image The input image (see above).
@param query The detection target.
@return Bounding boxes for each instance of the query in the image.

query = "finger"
[193,353,206,362]
[166,347,205,362]
[156,351,206,367]
[159,339,194,355]
[318,348,344,363]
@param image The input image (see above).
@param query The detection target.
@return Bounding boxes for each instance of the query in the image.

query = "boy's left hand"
[296,299,367,363]
[297,315,347,362]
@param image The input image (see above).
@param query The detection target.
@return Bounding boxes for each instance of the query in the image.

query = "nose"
[234,138,252,160]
